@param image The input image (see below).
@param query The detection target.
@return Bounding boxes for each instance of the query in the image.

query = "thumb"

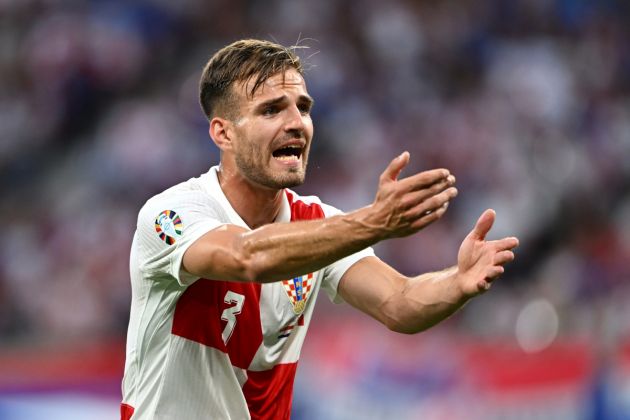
[381,151,410,183]
[470,209,496,241]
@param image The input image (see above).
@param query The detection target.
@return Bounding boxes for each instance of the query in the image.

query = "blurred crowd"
[0,0,629,362]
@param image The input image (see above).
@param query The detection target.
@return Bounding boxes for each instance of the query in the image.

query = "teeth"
[275,155,299,161]
[272,144,302,162]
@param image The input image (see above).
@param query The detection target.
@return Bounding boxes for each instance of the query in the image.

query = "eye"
[262,106,279,116]
[298,103,312,115]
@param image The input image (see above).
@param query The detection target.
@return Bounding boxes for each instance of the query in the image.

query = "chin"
[236,156,308,190]
[272,170,306,189]
[244,170,305,190]
[280,177,305,188]
[265,163,307,188]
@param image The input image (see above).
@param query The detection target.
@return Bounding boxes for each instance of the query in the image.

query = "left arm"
[338,209,519,334]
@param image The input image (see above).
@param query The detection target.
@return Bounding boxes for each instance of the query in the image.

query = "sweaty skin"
[183,151,458,284]
[183,69,518,334]
[339,209,518,333]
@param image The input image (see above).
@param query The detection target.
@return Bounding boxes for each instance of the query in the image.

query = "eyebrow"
[255,94,315,110]
[299,94,315,108]
[257,96,286,110]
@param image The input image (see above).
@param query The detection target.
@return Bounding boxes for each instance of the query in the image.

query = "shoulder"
[137,169,224,223]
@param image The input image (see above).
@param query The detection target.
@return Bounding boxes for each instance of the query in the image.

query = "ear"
[209,117,235,152]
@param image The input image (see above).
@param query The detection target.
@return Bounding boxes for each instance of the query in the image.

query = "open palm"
[457,209,519,297]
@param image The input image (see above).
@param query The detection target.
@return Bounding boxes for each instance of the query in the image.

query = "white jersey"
[121,166,374,420]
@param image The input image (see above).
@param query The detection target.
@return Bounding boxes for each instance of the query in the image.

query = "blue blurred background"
[1,0,629,419]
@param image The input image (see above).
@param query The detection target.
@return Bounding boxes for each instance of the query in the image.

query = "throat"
[217,168,284,229]
[240,192,284,229]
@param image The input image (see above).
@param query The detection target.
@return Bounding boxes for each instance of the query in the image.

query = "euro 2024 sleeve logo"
[155,210,183,245]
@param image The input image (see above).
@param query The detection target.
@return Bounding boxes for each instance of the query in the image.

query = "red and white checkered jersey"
[121,166,374,420]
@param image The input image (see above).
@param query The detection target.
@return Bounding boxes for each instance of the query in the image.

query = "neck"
[216,163,284,230]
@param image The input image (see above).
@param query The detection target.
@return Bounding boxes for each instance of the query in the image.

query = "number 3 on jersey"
[221,291,245,345]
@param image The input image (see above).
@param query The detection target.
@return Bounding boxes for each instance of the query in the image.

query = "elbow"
[233,251,266,284]
[384,318,421,335]
[184,228,276,283]
[380,303,408,334]
[381,301,426,335]
[234,237,274,284]
[384,318,406,334]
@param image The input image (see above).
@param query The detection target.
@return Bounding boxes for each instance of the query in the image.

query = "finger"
[493,250,515,266]
[397,168,451,192]
[399,175,456,209]
[409,201,450,230]
[380,151,410,183]
[469,209,496,241]
[477,280,491,292]
[486,265,505,280]
[405,187,458,221]
[488,236,519,251]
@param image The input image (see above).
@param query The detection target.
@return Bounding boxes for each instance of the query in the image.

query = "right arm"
[182,152,457,283]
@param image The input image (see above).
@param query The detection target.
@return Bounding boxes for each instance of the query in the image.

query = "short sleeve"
[134,190,227,286]
[318,203,376,303]
[321,248,375,303]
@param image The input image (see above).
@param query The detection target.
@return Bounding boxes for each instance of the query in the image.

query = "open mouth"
[272,144,303,162]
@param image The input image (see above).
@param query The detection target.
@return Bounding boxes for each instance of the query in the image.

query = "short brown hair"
[199,39,304,120]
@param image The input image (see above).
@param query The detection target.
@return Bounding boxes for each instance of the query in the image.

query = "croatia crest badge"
[282,273,314,314]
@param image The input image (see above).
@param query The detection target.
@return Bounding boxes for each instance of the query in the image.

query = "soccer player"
[120,39,519,420]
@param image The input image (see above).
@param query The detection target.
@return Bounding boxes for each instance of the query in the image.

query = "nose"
[283,105,306,137]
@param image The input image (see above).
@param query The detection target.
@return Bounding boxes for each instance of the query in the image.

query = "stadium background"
[1,0,629,418]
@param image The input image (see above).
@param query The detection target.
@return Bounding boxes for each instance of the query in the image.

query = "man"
[121,39,519,420]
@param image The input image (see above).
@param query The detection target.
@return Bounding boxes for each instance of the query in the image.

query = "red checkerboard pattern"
[282,273,314,305]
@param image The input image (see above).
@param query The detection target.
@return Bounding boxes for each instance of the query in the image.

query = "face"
[227,68,314,189]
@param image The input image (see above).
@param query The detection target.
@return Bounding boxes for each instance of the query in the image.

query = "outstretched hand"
[456,209,519,297]
[368,152,458,239]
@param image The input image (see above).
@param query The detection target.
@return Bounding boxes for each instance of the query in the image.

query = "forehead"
[238,68,309,102]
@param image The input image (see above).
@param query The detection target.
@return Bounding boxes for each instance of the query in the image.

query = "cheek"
[239,130,268,160]
[304,118,314,138]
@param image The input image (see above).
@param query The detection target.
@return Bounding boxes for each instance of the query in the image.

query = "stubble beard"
[234,150,307,190]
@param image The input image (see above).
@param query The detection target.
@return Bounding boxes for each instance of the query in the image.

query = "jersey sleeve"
[134,190,227,286]
[319,203,375,303]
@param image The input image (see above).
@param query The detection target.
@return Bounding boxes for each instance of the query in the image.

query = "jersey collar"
[202,166,291,228]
